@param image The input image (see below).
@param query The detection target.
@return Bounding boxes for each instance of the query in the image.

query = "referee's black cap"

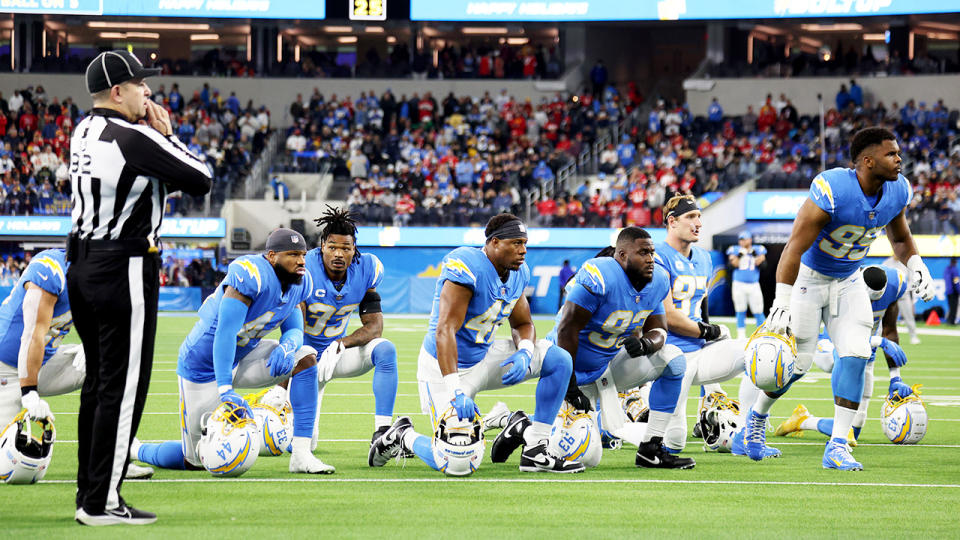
[86,50,161,94]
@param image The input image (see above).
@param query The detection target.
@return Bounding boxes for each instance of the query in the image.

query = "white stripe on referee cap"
[108,50,135,78]
[106,255,146,510]
[101,53,112,88]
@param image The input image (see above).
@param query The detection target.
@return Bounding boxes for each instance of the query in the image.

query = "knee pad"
[542,344,573,378]
[371,339,397,370]
[664,352,686,379]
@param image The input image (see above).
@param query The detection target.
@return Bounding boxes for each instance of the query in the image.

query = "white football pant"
[0,344,85,426]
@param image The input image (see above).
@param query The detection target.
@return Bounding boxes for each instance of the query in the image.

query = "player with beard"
[134,229,331,473]
[753,127,934,470]
[548,227,695,469]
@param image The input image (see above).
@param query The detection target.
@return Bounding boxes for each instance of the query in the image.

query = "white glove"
[317,340,344,383]
[21,390,54,421]
[907,255,935,302]
[766,283,793,335]
[717,324,731,341]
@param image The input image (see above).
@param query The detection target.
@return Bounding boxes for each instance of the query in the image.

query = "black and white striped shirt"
[69,108,212,245]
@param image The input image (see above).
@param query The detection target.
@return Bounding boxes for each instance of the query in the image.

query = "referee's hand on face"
[143,100,173,137]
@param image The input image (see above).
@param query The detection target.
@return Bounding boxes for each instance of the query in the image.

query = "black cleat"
[519,443,585,473]
[635,437,696,469]
[490,410,531,463]
[368,416,412,467]
[370,425,390,445]
[76,504,157,526]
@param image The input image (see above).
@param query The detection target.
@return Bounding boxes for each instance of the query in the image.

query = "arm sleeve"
[118,122,213,196]
[279,308,304,352]
[213,296,248,388]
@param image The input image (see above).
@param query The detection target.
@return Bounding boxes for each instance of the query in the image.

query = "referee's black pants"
[67,248,160,514]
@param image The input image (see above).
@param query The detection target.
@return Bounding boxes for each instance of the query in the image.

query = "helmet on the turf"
[252,403,292,457]
[699,400,740,453]
[197,402,260,476]
[432,406,484,477]
[548,403,602,467]
[744,328,797,392]
[619,387,648,423]
[0,410,55,484]
[882,385,928,445]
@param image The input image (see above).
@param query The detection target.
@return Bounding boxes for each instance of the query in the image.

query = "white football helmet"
[619,388,648,423]
[699,400,740,453]
[432,406,485,477]
[744,328,797,392]
[0,410,55,484]
[252,403,293,457]
[548,404,602,468]
[882,385,928,445]
[197,402,260,477]
[245,388,293,457]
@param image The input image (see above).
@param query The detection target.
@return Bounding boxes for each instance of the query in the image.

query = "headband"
[266,228,307,252]
[487,219,528,240]
[667,198,700,219]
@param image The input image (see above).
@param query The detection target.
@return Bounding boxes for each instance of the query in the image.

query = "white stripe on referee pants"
[107,256,145,510]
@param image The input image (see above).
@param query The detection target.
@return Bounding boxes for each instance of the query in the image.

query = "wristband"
[870,336,883,349]
[518,339,535,356]
[889,367,901,378]
[774,282,793,303]
[647,328,667,341]
[218,384,234,395]
[20,385,38,397]
[442,372,461,392]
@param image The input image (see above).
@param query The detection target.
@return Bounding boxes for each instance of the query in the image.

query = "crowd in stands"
[22,41,563,80]
[160,256,225,287]
[0,82,272,217]
[280,77,960,229]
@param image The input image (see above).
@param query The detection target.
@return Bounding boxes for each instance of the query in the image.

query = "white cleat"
[125,462,155,479]
[481,401,510,432]
[289,452,335,474]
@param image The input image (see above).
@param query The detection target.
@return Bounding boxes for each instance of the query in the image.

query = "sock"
[532,344,572,425]
[130,438,142,459]
[290,365,318,438]
[374,415,392,430]
[524,421,551,447]
[816,418,833,437]
[754,312,766,327]
[291,435,312,457]
[137,441,187,470]
[798,416,821,432]
[752,393,777,415]
[738,376,762,423]
[411,434,439,471]
[371,340,398,418]
[830,404,857,443]
[643,410,671,441]
[736,311,747,332]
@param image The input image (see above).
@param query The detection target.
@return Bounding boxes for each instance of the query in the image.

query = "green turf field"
[7,316,960,538]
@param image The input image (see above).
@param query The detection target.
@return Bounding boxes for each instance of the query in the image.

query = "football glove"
[219,389,253,418]
[21,390,53,421]
[697,322,729,341]
[766,283,793,335]
[565,373,593,412]
[879,338,908,367]
[888,376,913,399]
[500,348,532,385]
[451,390,479,421]
[622,335,654,358]
[907,255,935,302]
[267,341,297,378]
[317,340,345,383]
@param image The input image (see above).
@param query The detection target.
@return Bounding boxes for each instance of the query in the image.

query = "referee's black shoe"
[76,503,157,526]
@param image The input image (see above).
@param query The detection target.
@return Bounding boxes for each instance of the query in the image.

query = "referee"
[69,50,212,526]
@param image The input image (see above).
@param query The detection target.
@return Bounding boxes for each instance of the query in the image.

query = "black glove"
[698,321,723,341]
[622,335,654,358]
[565,372,593,411]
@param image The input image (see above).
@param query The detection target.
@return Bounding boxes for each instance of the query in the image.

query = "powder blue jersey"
[726,244,767,283]
[546,256,668,385]
[655,242,712,353]
[302,250,384,351]
[0,249,72,368]
[801,168,911,279]
[423,247,529,368]
[178,254,313,383]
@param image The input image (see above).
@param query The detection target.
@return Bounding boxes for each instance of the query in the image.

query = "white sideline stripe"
[36,478,960,488]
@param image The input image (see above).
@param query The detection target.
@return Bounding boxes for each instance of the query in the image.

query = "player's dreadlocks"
[314,205,361,264]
